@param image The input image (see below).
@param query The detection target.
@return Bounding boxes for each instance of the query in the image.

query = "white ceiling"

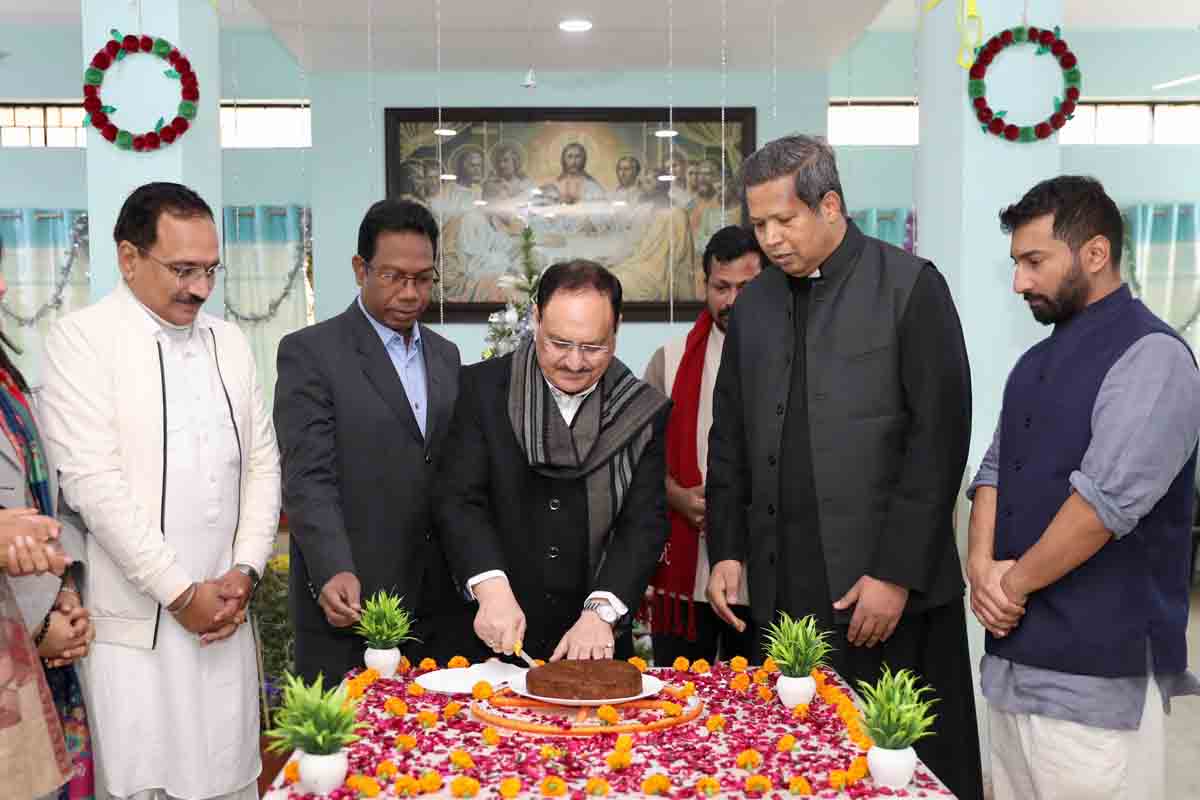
[869,0,1200,31]
[0,0,268,28]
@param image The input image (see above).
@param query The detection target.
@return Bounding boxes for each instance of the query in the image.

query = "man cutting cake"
[436,260,670,662]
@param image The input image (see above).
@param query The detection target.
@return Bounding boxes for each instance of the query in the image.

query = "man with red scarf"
[642,226,764,664]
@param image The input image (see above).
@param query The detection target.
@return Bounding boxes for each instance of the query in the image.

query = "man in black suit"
[436,261,670,661]
[275,199,482,684]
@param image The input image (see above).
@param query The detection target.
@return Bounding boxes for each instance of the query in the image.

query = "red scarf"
[647,310,714,640]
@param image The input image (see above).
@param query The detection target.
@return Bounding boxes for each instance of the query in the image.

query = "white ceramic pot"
[775,674,816,708]
[867,745,917,789]
[298,749,349,794]
[364,646,402,678]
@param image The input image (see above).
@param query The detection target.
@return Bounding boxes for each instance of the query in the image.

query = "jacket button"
[767,504,775,516]
[1038,373,1046,383]
[1014,460,1023,472]
[815,392,827,401]
[1004,507,1013,518]
[768,552,777,565]
[1024,415,1032,429]
[547,546,560,559]
[768,454,777,466]
[424,532,433,542]
[425,453,433,464]
[776,403,785,415]
[549,498,561,511]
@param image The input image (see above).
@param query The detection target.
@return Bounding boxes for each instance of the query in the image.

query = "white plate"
[506,672,665,707]
[415,661,526,695]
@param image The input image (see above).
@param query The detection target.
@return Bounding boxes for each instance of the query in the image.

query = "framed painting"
[384,107,756,321]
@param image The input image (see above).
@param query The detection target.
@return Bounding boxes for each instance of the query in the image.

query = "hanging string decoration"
[968,25,1082,143]
[0,214,89,327]
[82,29,198,151]
[224,209,312,324]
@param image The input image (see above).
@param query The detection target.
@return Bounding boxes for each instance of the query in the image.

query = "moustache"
[1023,293,1050,306]
[175,294,206,306]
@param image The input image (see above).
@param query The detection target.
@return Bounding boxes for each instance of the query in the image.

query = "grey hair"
[742,134,847,215]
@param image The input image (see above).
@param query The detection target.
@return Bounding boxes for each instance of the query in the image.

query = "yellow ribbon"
[924,0,983,69]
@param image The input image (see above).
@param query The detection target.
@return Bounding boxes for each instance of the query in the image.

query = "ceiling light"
[473,200,488,206]
[657,174,675,182]
[531,187,544,196]
[440,173,457,181]
[654,129,678,138]
[1152,73,1200,91]
[612,200,628,207]
[434,128,457,137]
[559,18,593,33]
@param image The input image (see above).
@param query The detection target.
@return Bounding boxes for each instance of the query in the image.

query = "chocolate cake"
[526,659,643,701]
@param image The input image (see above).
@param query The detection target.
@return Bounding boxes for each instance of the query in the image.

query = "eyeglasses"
[542,335,612,362]
[138,248,224,285]
[364,263,440,291]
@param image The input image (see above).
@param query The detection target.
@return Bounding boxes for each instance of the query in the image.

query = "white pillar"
[83,0,222,308]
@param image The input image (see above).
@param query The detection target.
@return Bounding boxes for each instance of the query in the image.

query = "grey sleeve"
[1070,333,1200,538]
[966,419,1002,500]
[643,347,667,395]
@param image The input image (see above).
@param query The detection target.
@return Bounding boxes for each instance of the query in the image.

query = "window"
[827,101,919,146]
[1151,104,1200,145]
[1,102,311,148]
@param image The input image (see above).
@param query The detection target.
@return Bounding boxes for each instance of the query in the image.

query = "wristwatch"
[235,563,261,592]
[583,598,619,625]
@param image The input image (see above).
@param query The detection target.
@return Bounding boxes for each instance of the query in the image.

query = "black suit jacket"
[275,301,477,680]
[434,354,669,653]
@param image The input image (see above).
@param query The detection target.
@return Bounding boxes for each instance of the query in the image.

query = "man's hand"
[967,558,1025,637]
[319,572,362,628]
[550,611,615,661]
[174,581,239,635]
[473,577,526,655]
[667,478,706,531]
[833,575,909,647]
[215,568,253,618]
[0,509,68,577]
[706,560,747,633]
[37,606,92,665]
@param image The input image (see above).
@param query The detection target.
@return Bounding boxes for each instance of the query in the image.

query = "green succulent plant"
[264,673,367,756]
[761,612,835,678]
[857,666,939,750]
[353,590,417,649]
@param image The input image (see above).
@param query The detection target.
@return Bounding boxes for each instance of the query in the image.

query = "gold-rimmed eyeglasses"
[138,247,224,285]
[364,263,440,291]
[542,335,612,362]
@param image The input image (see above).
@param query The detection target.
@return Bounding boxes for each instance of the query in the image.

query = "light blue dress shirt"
[358,297,428,437]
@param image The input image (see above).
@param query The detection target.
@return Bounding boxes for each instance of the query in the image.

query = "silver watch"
[235,563,260,589]
[583,599,619,624]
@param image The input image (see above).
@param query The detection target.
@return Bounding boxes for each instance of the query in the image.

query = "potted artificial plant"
[265,673,366,793]
[762,612,834,707]
[354,590,416,678]
[857,666,938,789]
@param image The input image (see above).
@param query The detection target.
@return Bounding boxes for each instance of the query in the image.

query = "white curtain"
[1125,204,1200,354]
[0,208,91,388]
[222,205,312,404]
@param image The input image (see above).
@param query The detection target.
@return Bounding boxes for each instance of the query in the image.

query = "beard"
[1024,254,1089,325]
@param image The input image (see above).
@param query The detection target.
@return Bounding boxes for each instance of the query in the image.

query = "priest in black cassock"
[706,135,984,800]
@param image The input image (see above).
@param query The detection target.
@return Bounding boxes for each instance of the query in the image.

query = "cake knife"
[513,640,538,668]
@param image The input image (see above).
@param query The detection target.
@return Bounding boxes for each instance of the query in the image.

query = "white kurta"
[86,314,259,799]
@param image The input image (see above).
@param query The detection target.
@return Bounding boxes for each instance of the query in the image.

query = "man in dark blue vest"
[967,176,1200,799]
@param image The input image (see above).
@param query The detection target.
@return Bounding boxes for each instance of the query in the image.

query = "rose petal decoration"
[100,123,118,142]
[105,40,121,58]
[139,35,154,52]
[122,35,139,52]
[1004,124,1020,141]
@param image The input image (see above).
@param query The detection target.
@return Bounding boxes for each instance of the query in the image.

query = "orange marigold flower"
[679,681,696,697]
[406,683,426,697]
[848,756,869,782]
[828,770,848,790]
[691,658,711,674]
[745,775,773,795]
[596,704,620,725]
[614,733,635,752]
[376,760,398,780]
[472,681,494,700]
[605,749,632,770]
[757,685,774,703]
[420,771,444,793]
[449,750,475,771]
[498,777,522,799]
[384,697,409,716]
[641,774,672,796]
[540,775,568,797]
[777,734,797,753]
[729,655,749,672]
[418,658,438,671]
[444,701,464,720]
[753,669,770,685]
[417,710,438,728]
[736,749,763,770]
[359,668,381,684]
[393,775,421,797]
[346,681,365,700]
[346,775,382,797]
[482,726,501,746]
[705,714,726,733]
[627,656,648,672]
[792,703,810,719]
[451,776,481,798]
[788,776,813,796]
[585,777,611,796]
[762,656,779,673]
[695,776,721,796]
[394,734,417,752]
[447,655,470,669]
[283,761,300,784]
[811,668,826,683]
[729,673,751,693]
[397,656,412,674]
[662,701,683,717]
[540,744,564,761]
[672,656,690,671]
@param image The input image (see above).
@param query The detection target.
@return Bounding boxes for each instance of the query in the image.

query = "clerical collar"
[813,219,866,283]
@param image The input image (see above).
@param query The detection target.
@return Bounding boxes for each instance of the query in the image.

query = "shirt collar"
[358,295,421,349]
[122,280,212,339]
[544,374,600,405]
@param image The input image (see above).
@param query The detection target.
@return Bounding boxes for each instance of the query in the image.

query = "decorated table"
[264,657,954,799]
